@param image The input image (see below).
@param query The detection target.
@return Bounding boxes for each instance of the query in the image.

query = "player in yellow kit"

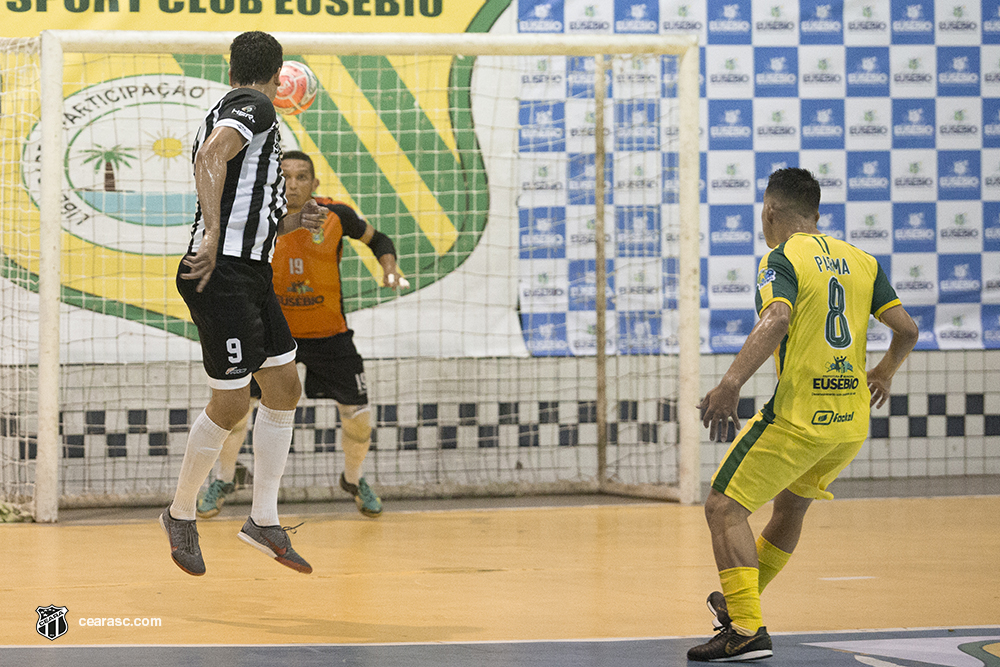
[688,168,919,662]
[197,151,403,519]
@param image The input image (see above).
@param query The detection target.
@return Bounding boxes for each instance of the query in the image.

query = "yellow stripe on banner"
[62,55,185,97]
[280,113,385,285]
[54,55,197,324]
[304,56,459,257]
[385,55,460,160]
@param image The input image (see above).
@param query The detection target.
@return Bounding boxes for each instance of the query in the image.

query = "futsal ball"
[274,61,318,116]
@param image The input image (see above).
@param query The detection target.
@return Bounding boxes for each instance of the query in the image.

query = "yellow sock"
[757,536,792,593]
[719,567,762,635]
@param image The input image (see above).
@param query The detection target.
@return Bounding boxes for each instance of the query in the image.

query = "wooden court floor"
[2,494,998,661]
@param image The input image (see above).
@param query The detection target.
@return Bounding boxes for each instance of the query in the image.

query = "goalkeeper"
[197,151,403,519]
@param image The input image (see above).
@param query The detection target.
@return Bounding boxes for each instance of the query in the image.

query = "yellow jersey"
[755,233,900,443]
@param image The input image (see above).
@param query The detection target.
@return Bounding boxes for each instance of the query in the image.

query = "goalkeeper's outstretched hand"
[380,256,409,289]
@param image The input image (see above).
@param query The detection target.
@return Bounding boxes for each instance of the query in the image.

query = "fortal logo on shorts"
[811,410,855,425]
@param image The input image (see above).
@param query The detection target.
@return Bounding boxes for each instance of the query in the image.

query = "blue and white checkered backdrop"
[513,0,1000,355]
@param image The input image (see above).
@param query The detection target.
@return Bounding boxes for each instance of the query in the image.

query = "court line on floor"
[5,625,998,650]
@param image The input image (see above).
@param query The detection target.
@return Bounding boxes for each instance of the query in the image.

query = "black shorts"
[177,255,296,390]
[250,330,368,405]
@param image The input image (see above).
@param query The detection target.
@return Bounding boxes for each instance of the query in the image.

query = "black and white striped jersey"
[188,88,287,263]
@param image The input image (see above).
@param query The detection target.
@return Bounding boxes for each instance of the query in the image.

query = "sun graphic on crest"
[146,130,185,160]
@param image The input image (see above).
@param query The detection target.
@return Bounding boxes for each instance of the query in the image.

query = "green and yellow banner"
[1,0,509,345]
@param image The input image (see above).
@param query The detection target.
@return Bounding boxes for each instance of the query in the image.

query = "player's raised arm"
[277,199,325,236]
[335,203,408,289]
[867,305,919,408]
[183,126,246,293]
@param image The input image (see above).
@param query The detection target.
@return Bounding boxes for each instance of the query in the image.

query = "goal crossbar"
[43,30,698,56]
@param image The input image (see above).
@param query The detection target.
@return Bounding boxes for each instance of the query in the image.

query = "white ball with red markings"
[274,61,318,116]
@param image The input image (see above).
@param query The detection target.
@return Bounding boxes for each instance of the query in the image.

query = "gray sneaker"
[159,507,205,576]
[237,517,312,574]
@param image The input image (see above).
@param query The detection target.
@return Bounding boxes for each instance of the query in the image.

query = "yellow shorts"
[711,411,864,513]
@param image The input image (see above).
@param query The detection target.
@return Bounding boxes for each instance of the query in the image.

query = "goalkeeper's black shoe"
[687,625,772,662]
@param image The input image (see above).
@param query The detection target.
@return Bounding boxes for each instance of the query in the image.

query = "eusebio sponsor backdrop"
[515,0,1000,355]
[5,0,1000,356]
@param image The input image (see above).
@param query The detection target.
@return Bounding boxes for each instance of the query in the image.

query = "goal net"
[1,31,700,521]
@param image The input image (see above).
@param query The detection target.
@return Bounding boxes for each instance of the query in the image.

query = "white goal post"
[26,30,700,522]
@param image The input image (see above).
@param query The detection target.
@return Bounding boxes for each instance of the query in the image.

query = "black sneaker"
[687,625,772,662]
[159,507,206,576]
[707,591,731,630]
[237,517,313,574]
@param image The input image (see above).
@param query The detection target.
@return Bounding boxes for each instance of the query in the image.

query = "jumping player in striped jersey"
[161,31,326,577]
[196,151,403,520]
[689,168,919,661]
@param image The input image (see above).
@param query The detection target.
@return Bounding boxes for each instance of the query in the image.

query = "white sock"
[249,404,295,526]
[170,410,230,521]
[216,409,250,484]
